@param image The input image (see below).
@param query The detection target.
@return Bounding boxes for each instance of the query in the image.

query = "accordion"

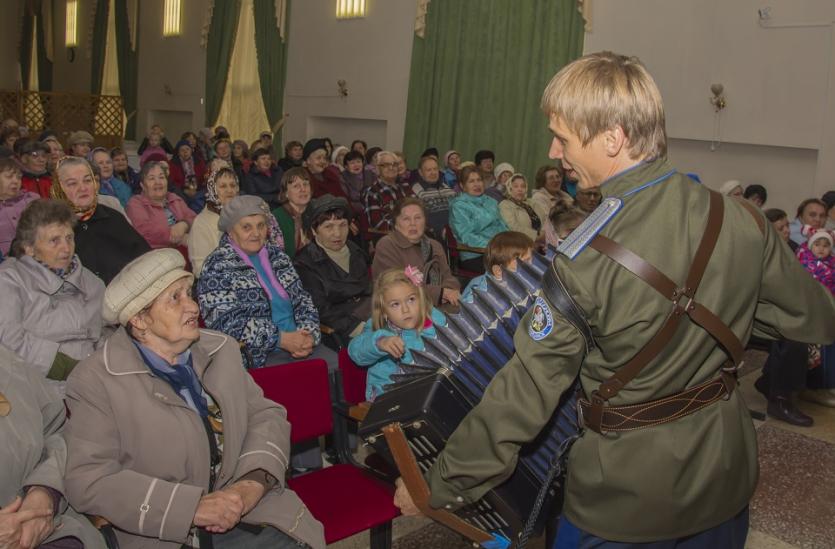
[359,250,580,547]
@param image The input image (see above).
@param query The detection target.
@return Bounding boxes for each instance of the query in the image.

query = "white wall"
[283,0,416,150]
[584,0,835,211]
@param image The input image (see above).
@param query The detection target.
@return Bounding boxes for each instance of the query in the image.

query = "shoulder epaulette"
[557,196,623,260]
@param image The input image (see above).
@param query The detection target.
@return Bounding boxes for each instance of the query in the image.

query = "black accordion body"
[359,250,580,546]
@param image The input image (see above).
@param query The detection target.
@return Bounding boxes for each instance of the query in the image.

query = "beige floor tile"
[746,529,800,549]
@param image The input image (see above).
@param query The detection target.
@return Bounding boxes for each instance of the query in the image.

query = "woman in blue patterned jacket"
[197,195,336,370]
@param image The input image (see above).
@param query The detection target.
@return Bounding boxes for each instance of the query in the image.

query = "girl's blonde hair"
[371,268,431,331]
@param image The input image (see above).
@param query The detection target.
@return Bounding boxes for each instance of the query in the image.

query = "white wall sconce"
[163,0,182,37]
[65,0,79,47]
[709,84,726,151]
[337,0,367,19]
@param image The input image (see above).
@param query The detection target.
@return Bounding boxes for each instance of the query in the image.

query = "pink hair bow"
[404,265,425,287]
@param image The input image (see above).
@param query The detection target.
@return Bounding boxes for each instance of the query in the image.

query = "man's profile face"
[548,114,609,190]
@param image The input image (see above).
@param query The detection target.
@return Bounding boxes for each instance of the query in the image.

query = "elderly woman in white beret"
[62,248,325,549]
[0,344,106,549]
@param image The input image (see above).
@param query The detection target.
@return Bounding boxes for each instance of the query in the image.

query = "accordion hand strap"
[382,423,493,544]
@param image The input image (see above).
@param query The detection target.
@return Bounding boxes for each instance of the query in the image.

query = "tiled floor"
[329,350,835,548]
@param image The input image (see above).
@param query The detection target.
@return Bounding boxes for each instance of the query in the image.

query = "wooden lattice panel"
[0,90,123,150]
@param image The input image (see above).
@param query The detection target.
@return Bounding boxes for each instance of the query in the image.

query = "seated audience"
[168,139,207,191]
[743,184,767,208]
[474,149,496,189]
[243,147,283,209]
[410,155,456,239]
[395,151,416,185]
[442,149,460,188]
[0,157,38,255]
[51,156,150,283]
[362,150,413,235]
[137,124,174,155]
[19,140,52,197]
[294,195,372,348]
[272,167,312,258]
[545,199,587,248]
[42,134,66,173]
[499,173,541,240]
[127,161,196,249]
[0,126,20,151]
[278,140,303,171]
[89,147,132,207]
[214,138,244,181]
[331,145,350,171]
[0,344,107,549]
[348,267,446,400]
[304,139,346,200]
[232,139,252,173]
[67,131,94,158]
[531,164,572,226]
[719,179,744,198]
[574,185,602,213]
[450,165,509,272]
[341,150,373,217]
[765,208,795,251]
[822,190,835,230]
[111,146,140,193]
[488,162,515,202]
[351,139,368,157]
[138,132,169,167]
[199,196,333,370]
[373,197,460,309]
[0,200,106,393]
[789,198,827,246]
[462,231,534,302]
[797,228,835,295]
[64,248,325,549]
[188,166,241,275]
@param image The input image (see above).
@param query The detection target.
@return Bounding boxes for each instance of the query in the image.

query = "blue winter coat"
[197,234,321,368]
[449,192,508,260]
[348,308,446,400]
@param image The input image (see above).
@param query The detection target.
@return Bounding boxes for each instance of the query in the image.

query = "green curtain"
[205,0,242,126]
[90,0,109,94]
[20,6,34,90]
[402,0,585,178]
[114,0,138,138]
[252,0,290,130]
[35,9,53,92]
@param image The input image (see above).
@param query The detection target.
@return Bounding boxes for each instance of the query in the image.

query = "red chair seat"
[287,464,399,544]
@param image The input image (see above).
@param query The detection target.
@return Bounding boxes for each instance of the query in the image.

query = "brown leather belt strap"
[584,190,738,433]
[578,372,736,432]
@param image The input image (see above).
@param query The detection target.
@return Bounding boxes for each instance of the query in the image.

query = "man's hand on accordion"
[394,478,422,516]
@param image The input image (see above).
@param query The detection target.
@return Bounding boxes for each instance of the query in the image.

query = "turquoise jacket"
[449,193,508,260]
[461,273,491,303]
[348,308,446,400]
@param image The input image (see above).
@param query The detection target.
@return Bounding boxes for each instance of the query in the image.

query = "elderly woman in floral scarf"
[188,166,285,276]
[50,156,150,283]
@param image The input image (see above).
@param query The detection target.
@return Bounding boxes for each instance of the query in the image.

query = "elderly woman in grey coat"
[0,344,106,549]
[63,248,324,549]
[0,200,106,394]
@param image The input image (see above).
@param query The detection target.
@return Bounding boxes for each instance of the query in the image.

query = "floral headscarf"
[50,156,99,221]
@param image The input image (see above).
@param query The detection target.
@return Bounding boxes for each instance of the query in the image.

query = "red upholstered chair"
[249,360,399,548]
[442,224,485,281]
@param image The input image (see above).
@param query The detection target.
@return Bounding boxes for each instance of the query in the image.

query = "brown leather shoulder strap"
[584,190,733,431]
[736,196,766,236]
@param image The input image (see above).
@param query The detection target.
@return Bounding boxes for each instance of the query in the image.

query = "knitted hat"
[302,194,351,231]
[103,249,193,326]
[474,149,495,165]
[494,162,515,180]
[218,195,271,233]
[67,131,94,147]
[331,145,349,164]
[302,138,327,161]
[719,179,743,196]
[808,229,833,248]
[443,150,459,166]
[175,139,192,152]
[19,140,49,156]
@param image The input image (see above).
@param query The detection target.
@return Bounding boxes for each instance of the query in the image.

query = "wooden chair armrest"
[87,515,111,529]
[454,244,486,254]
[320,324,335,335]
[349,401,370,422]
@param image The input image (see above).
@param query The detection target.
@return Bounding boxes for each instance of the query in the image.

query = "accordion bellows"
[360,250,580,543]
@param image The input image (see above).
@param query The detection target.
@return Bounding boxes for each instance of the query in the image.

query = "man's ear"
[603,125,628,157]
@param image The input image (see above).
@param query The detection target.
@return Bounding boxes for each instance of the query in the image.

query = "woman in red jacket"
[168,139,207,190]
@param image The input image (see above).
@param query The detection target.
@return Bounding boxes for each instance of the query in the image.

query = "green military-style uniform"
[426,158,835,542]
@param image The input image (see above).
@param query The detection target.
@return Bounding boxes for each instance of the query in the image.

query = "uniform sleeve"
[64,365,203,543]
[426,292,586,509]
[753,220,835,344]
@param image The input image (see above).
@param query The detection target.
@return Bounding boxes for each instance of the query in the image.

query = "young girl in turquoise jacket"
[348,266,446,400]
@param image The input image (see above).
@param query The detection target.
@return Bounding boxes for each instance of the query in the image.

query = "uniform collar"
[599,157,674,199]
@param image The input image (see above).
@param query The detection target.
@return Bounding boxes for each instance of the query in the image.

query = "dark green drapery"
[19,3,53,91]
[253,0,290,131]
[402,0,585,178]
[114,0,138,138]
[205,0,241,126]
[90,0,109,94]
